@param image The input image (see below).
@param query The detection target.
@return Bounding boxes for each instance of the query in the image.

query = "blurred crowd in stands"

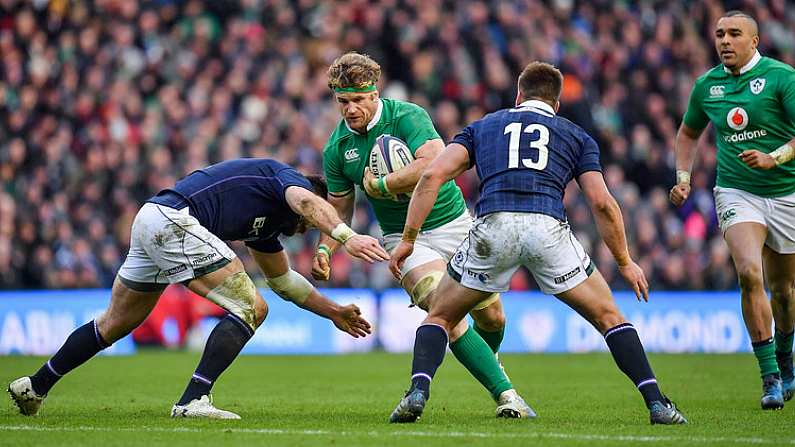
[1,0,793,292]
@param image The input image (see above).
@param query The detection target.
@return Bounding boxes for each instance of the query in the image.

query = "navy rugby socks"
[603,323,665,408]
[30,320,110,395]
[177,314,254,405]
[409,324,449,399]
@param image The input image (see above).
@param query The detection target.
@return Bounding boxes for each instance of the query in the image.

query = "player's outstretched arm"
[248,248,372,338]
[389,143,470,280]
[578,171,649,302]
[365,138,445,196]
[670,124,704,207]
[313,192,356,280]
[285,186,388,263]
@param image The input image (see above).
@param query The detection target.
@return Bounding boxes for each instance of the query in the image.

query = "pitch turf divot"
[0,425,793,445]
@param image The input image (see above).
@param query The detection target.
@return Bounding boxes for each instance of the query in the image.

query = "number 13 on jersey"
[504,122,549,170]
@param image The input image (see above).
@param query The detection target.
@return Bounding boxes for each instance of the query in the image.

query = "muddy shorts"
[447,212,594,294]
[117,203,235,290]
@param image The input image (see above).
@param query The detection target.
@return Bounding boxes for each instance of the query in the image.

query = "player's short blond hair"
[327,52,381,91]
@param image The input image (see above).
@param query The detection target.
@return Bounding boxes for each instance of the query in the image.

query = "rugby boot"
[495,389,536,419]
[389,388,426,423]
[8,377,46,416]
[649,396,687,425]
[760,374,784,410]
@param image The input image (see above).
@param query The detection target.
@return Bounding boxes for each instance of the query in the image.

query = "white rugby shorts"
[117,203,236,290]
[383,211,472,276]
[448,212,594,294]
[714,186,795,254]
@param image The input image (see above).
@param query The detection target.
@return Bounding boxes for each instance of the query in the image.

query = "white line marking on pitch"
[0,425,793,445]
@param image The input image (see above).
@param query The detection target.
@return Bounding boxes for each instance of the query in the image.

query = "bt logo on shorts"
[465,269,490,283]
[344,149,359,162]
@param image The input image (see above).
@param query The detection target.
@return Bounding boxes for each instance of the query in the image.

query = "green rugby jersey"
[323,98,467,235]
[683,52,795,197]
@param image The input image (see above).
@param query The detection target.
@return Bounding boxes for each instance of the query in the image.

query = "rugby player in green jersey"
[313,52,533,418]
[670,11,795,410]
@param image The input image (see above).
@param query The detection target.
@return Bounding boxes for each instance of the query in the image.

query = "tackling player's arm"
[388,143,470,279]
[578,171,649,302]
[284,186,388,263]
[363,138,445,197]
[313,191,355,280]
[248,247,371,338]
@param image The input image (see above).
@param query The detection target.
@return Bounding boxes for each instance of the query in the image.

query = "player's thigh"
[764,191,795,255]
[427,274,493,332]
[400,259,447,311]
[97,276,162,343]
[554,270,625,333]
[187,258,268,329]
[763,246,795,298]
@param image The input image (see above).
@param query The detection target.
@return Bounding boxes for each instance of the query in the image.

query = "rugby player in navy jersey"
[387,62,686,425]
[8,158,388,419]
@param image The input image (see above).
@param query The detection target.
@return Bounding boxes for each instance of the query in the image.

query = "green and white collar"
[345,99,383,135]
[723,50,761,75]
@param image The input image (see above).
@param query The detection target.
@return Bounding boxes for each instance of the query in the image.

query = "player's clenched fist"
[669,183,690,207]
[311,248,331,281]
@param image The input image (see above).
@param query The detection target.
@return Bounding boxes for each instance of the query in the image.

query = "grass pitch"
[1,352,793,446]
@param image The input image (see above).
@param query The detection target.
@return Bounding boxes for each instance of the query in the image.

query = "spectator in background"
[2,0,792,291]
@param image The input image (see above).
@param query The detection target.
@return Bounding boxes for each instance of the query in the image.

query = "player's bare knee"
[205,271,260,332]
[736,264,764,292]
[594,309,626,333]
[474,310,505,332]
[768,281,795,303]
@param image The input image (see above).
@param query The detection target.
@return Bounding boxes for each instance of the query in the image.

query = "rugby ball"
[368,134,415,201]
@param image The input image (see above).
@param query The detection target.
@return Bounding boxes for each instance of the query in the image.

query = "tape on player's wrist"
[402,227,419,243]
[676,170,691,185]
[377,177,391,196]
[317,244,332,259]
[331,223,356,244]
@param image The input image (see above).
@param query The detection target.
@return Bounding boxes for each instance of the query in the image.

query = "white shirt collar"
[344,99,383,135]
[723,50,762,75]
[516,99,556,116]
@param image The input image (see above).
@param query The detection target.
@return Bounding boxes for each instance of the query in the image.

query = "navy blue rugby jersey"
[451,100,602,221]
[148,158,313,253]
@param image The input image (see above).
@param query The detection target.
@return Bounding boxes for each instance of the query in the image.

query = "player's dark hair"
[722,10,759,36]
[306,174,328,199]
[517,62,563,105]
[327,52,381,90]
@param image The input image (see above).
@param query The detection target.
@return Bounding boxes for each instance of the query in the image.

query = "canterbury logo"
[709,85,725,97]
[344,149,359,162]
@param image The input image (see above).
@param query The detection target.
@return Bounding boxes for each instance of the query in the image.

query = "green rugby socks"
[450,325,512,400]
[474,324,505,354]
[753,338,780,378]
